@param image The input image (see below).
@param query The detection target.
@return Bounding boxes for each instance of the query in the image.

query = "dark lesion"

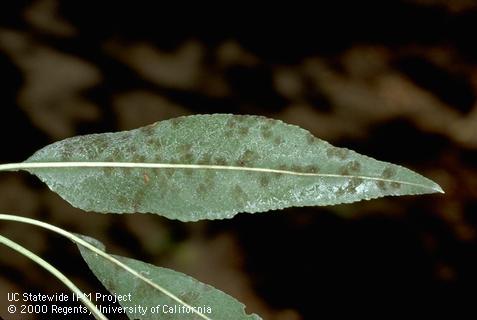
[259,175,271,187]
[326,147,350,160]
[382,166,396,179]
[237,149,258,166]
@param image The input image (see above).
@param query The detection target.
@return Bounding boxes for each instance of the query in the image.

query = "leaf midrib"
[0,161,444,193]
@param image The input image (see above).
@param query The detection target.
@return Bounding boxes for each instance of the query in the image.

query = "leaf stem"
[0,233,108,320]
[0,213,212,320]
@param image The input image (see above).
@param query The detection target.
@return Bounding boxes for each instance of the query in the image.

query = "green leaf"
[77,235,261,320]
[22,114,443,221]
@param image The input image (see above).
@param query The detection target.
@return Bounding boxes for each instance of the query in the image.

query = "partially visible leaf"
[23,114,443,221]
[77,235,261,320]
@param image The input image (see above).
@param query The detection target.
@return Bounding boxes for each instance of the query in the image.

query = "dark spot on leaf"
[261,129,273,139]
[179,143,192,153]
[197,183,207,195]
[340,160,361,175]
[215,157,227,166]
[236,115,248,123]
[346,177,363,194]
[326,147,349,160]
[133,155,146,163]
[391,182,401,189]
[233,185,247,203]
[198,153,211,165]
[259,175,270,187]
[183,152,194,162]
[204,172,216,190]
[239,127,249,135]
[336,187,346,197]
[382,167,396,179]
[224,130,233,138]
[273,136,284,145]
[154,154,163,163]
[376,180,387,191]
[340,167,349,175]
[238,150,258,166]
[122,167,132,176]
[305,165,320,173]
[226,118,237,128]
[103,167,113,177]
[291,165,303,173]
[117,195,128,206]
[183,168,193,176]
[164,169,174,178]
[349,160,361,172]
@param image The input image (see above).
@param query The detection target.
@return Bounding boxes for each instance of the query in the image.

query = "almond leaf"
[77,235,261,320]
[21,114,443,221]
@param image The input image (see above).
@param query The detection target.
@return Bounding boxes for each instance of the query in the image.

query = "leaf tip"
[429,180,444,194]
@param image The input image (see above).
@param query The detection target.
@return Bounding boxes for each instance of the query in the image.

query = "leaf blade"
[24,114,443,221]
[77,235,261,320]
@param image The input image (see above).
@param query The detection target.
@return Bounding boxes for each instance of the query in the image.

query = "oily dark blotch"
[390,181,401,189]
[261,128,273,140]
[326,147,350,160]
[117,195,129,207]
[179,143,193,154]
[335,187,346,197]
[382,166,396,179]
[183,152,194,163]
[198,153,211,165]
[224,129,234,138]
[238,126,249,136]
[226,117,237,128]
[346,177,363,194]
[197,183,207,196]
[291,164,304,173]
[143,173,150,184]
[133,154,146,163]
[238,150,258,166]
[305,164,320,173]
[259,175,270,187]
[214,157,227,166]
[348,160,361,172]
[376,180,387,191]
[273,136,284,145]
[233,185,248,205]
[340,160,361,175]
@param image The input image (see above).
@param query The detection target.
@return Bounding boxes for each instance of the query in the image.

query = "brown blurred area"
[0,0,477,319]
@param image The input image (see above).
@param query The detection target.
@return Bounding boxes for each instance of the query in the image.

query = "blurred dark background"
[0,1,476,319]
